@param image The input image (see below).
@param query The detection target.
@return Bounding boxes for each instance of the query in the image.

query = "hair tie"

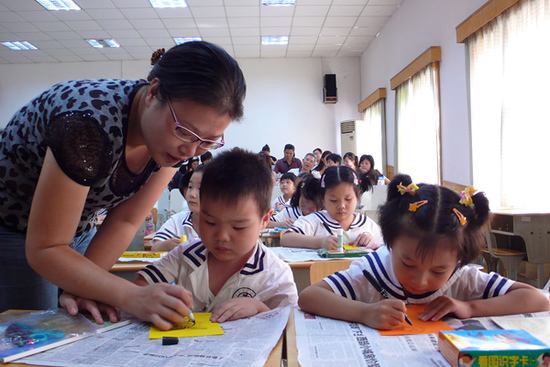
[409,200,428,213]
[452,208,468,226]
[459,186,476,208]
[397,182,419,196]
[150,48,165,65]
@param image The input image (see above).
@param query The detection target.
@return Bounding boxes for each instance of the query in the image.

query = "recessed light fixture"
[173,37,202,45]
[1,41,38,51]
[261,36,288,45]
[35,0,80,11]
[149,0,187,8]
[262,0,295,6]
[87,39,120,48]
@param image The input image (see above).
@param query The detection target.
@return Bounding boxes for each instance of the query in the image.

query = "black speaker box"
[323,74,337,104]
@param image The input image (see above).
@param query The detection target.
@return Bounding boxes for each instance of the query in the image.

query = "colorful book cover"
[439,329,550,367]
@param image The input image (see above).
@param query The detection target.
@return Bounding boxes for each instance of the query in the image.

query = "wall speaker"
[323,74,337,104]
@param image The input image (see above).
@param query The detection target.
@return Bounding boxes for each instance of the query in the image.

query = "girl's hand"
[362,299,406,329]
[121,283,194,330]
[420,295,473,321]
[352,233,379,249]
[322,235,339,250]
[211,298,269,323]
[59,292,119,324]
[283,218,295,226]
[274,202,284,211]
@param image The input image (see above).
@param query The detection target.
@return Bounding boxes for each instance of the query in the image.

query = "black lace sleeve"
[45,111,113,186]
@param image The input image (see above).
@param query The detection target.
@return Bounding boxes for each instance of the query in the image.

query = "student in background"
[281,166,383,250]
[272,172,297,212]
[151,165,205,251]
[359,154,389,185]
[298,175,550,330]
[312,148,322,165]
[288,153,316,177]
[186,157,200,173]
[326,153,342,168]
[200,151,212,165]
[131,149,298,328]
[274,144,301,174]
[343,152,359,171]
[313,150,332,175]
[260,144,277,166]
[269,174,323,228]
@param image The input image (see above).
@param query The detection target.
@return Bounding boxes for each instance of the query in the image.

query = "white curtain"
[468,0,550,210]
[362,99,385,170]
[396,65,441,184]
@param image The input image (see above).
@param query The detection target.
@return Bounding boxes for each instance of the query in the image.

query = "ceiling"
[0,0,402,64]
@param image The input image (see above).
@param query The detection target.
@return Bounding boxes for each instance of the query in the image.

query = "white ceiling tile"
[317,35,346,45]
[162,18,197,28]
[195,18,228,28]
[86,8,125,19]
[328,5,364,16]
[234,46,259,57]
[319,27,350,36]
[143,37,174,48]
[26,54,57,63]
[18,11,57,22]
[46,31,82,40]
[130,18,164,29]
[294,5,329,17]
[368,0,402,5]
[312,48,338,57]
[260,26,290,35]
[120,8,158,19]
[287,44,314,51]
[80,52,109,61]
[126,46,153,58]
[97,18,134,30]
[349,26,377,36]
[65,20,102,31]
[1,1,43,11]
[187,0,223,5]
[331,0,368,5]
[203,36,231,44]
[115,37,148,46]
[287,50,312,57]
[292,17,324,27]
[108,29,141,38]
[52,11,92,21]
[232,36,259,45]
[191,6,226,18]
[33,22,71,32]
[289,35,317,44]
[14,32,53,41]
[295,0,331,4]
[6,22,39,32]
[111,0,151,7]
[154,8,192,18]
[261,17,292,27]
[361,5,398,17]
[59,39,91,47]
[42,48,77,56]
[0,12,25,23]
[230,27,259,36]
[261,6,294,17]
[224,0,259,5]
[261,46,287,58]
[323,16,356,27]
[355,16,388,27]
[338,49,361,56]
[169,28,200,37]
[54,54,84,62]
[138,28,170,38]
[199,27,230,37]
[78,0,116,8]
[102,48,131,60]
[225,6,258,17]
[0,32,17,40]
[344,35,372,46]
[2,53,32,63]
[290,26,321,36]
[77,29,111,38]
[228,17,259,27]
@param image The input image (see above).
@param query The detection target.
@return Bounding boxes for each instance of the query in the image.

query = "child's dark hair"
[343,152,358,168]
[357,172,373,194]
[178,164,205,196]
[201,148,272,216]
[321,166,360,199]
[326,153,342,165]
[200,151,212,163]
[314,150,332,171]
[148,41,246,120]
[290,174,323,209]
[379,174,490,266]
[280,172,297,184]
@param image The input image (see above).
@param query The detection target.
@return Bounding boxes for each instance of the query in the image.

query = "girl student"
[280,166,384,250]
[359,154,389,185]
[298,174,550,330]
[151,164,205,251]
[272,172,297,212]
[268,174,323,228]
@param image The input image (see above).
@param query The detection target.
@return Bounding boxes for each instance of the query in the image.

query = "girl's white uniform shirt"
[271,195,291,212]
[153,211,198,242]
[324,246,514,304]
[287,210,384,246]
[271,206,302,223]
[138,239,298,311]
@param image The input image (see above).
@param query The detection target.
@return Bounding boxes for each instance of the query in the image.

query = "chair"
[481,230,525,280]
[309,260,353,284]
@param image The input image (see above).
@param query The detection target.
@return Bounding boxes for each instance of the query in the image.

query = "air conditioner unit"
[340,120,367,155]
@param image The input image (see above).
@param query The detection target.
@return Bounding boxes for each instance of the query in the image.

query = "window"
[362,99,386,172]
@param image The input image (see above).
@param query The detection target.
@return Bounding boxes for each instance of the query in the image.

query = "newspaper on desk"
[269,247,330,262]
[18,306,290,367]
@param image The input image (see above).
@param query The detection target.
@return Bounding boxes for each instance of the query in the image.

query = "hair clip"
[352,172,359,186]
[397,182,419,196]
[408,200,428,213]
[452,208,468,226]
[459,186,476,208]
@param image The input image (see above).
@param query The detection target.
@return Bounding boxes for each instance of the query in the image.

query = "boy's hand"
[121,283,194,330]
[352,233,379,249]
[211,298,269,323]
[60,291,119,324]
[322,235,339,250]
[363,299,406,329]
[420,295,473,321]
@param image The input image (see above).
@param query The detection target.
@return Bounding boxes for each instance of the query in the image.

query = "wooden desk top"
[112,260,317,273]
[285,309,299,367]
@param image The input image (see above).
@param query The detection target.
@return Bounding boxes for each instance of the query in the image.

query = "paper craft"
[148,312,224,339]
[379,304,453,336]
[121,251,164,258]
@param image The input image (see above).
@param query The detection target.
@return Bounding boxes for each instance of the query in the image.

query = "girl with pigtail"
[299,174,549,330]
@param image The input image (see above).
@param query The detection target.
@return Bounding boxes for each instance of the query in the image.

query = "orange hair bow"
[459,186,476,208]
[409,200,428,213]
[397,182,419,196]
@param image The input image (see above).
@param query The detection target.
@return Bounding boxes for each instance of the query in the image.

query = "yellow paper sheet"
[379,304,453,336]
[343,244,358,251]
[149,312,224,339]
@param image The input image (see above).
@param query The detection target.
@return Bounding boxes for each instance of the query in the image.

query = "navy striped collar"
[313,210,364,230]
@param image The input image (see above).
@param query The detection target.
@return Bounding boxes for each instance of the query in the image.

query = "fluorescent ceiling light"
[149,0,187,8]
[2,41,38,51]
[174,37,202,45]
[261,36,288,45]
[87,39,120,48]
[262,0,295,6]
[35,0,80,11]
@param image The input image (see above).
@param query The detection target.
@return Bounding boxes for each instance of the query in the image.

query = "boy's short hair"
[201,148,273,216]
[280,172,297,183]
[200,151,212,163]
[326,153,342,164]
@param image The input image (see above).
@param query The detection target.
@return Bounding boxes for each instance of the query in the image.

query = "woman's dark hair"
[148,41,246,120]
[326,153,342,165]
[359,154,375,173]
[290,174,323,210]
[321,166,360,199]
[313,147,322,155]
[357,172,373,194]
[379,174,490,266]
[343,152,358,169]
[359,154,380,184]
[314,150,332,172]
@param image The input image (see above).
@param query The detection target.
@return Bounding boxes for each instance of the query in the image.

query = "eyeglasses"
[167,100,225,150]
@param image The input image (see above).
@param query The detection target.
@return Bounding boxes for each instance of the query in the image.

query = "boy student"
[136,148,298,328]
[272,172,297,212]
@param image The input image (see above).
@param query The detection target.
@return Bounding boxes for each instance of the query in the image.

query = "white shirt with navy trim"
[153,211,198,242]
[286,209,384,246]
[271,206,302,222]
[323,246,515,304]
[271,195,291,212]
[137,239,298,311]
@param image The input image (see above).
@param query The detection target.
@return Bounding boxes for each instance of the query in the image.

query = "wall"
[360,0,485,185]
[0,56,361,160]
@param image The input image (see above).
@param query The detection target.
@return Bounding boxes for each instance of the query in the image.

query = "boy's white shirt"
[287,209,384,246]
[153,210,198,242]
[271,194,291,211]
[271,206,302,222]
[138,239,298,311]
[324,246,515,304]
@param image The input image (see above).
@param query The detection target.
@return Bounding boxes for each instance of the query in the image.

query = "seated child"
[268,174,323,228]
[272,172,296,212]
[137,148,298,329]
[298,174,550,330]
[280,166,384,250]
[151,165,204,251]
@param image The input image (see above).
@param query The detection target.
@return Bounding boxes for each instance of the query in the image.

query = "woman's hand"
[211,298,269,323]
[59,291,119,324]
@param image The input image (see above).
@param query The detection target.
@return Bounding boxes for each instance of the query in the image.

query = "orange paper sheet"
[379,304,453,336]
